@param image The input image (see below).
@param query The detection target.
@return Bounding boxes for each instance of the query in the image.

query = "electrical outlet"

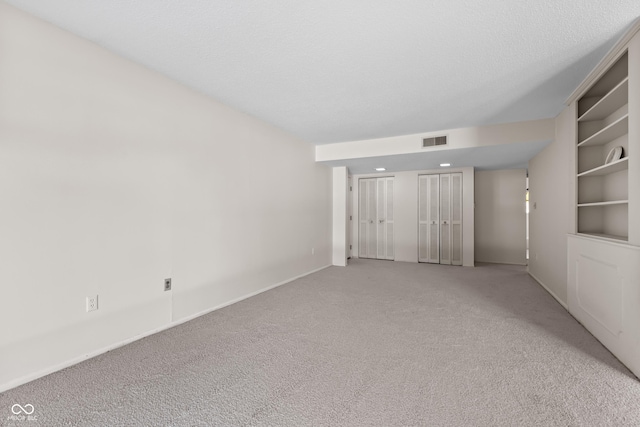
[86,295,98,312]
[164,278,172,291]
[311,248,315,255]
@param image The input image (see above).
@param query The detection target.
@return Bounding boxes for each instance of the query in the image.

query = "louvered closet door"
[439,174,452,265]
[418,174,440,263]
[376,177,394,260]
[358,178,377,259]
[359,177,394,260]
[385,178,394,260]
[418,173,462,265]
[450,173,463,266]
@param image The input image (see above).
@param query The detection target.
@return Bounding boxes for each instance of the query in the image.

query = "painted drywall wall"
[474,169,527,265]
[0,3,332,391]
[332,167,348,266]
[350,168,474,266]
[527,104,576,306]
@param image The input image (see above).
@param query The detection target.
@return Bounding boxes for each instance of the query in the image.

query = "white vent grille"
[422,135,447,148]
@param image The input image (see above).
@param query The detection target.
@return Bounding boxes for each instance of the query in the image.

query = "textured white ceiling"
[5,1,640,145]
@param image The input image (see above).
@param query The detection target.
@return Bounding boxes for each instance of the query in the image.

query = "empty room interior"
[3,1,640,425]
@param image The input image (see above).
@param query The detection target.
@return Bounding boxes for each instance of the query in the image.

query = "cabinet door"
[418,174,440,263]
[440,174,452,265]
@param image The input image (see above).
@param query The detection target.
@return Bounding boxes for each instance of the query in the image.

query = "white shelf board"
[577,200,628,207]
[577,115,628,147]
[576,232,628,243]
[578,77,629,122]
[577,157,629,177]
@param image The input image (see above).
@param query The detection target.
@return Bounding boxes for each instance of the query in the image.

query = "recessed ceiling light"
[375,167,386,171]
[440,163,451,167]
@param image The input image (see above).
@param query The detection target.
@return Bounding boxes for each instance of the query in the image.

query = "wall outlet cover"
[86,295,98,312]
[164,278,172,291]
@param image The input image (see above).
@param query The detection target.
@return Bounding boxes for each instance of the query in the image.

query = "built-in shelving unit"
[576,52,629,241]
[577,157,628,177]
[577,115,628,147]
[566,16,640,384]
[577,200,628,207]
[578,77,628,122]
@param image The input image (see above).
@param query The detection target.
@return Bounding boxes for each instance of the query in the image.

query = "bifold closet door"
[418,174,440,263]
[440,174,452,264]
[377,177,394,260]
[359,178,377,259]
[450,173,463,266]
[359,177,394,260]
[418,173,462,266]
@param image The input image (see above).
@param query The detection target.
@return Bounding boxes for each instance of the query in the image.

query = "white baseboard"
[476,260,528,266]
[0,264,332,393]
[169,264,331,325]
[528,271,568,310]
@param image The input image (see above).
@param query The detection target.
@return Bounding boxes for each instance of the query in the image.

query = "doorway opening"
[526,174,529,261]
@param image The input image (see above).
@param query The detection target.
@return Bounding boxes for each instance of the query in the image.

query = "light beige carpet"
[2,260,640,426]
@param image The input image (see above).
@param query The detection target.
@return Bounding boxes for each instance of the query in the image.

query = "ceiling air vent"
[422,135,447,148]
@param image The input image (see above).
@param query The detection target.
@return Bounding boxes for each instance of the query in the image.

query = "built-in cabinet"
[418,173,462,265]
[358,177,394,260]
[567,22,640,379]
[576,52,630,241]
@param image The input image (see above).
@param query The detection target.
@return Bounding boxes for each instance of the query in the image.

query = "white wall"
[351,168,474,266]
[474,169,527,265]
[0,3,332,391]
[332,167,348,266]
[527,104,576,307]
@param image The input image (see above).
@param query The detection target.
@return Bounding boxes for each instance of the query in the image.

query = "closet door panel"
[385,178,395,260]
[367,179,378,257]
[377,178,386,258]
[419,174,440,263]
[451,173,463,266]
[452,225,462,265]
[440,174,452,265]
[418,172,463,265]
[359,177,394,260]
[427,175,440,263]
[359,179,369,258]
[418,176,430,262]
[359,178,378,259]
